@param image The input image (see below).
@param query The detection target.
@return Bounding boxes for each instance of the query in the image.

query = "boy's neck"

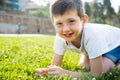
[72,41,81,48]
[71,35,81,48]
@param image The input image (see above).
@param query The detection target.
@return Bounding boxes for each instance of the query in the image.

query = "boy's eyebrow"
[67,18,75,20]
[55,18,76,24]
[66,18,78,22]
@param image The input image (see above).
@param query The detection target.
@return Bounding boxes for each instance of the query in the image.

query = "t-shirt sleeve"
[85,32,109,59]
[53,35,67,55]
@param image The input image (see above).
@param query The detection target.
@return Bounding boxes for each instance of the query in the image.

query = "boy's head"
[50,0,85,19]
[50,0,88,43]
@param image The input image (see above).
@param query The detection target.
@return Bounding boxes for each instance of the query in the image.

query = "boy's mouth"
[63,33,73,38]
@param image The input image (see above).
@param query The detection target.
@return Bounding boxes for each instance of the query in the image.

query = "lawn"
[0,35,120,80]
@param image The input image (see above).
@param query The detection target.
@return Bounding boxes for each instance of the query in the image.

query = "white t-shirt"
[53,23,120,59]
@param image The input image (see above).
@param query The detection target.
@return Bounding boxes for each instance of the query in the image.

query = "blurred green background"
[0,0,120,34]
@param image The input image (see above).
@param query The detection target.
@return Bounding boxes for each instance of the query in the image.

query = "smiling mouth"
[64,33,73,38]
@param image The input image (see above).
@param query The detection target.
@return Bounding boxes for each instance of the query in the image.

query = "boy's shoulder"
[83,23,120,37]
[83,23,112,32]
[84,23,120,31]
[83,23,111,37]
[84,23,109,29]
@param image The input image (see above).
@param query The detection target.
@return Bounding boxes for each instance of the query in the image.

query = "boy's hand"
[47,65,65,76]
[36,68,48,77]
[36,65,65,77]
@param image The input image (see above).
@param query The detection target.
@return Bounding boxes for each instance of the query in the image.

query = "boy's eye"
[56,23,62,26]
[69,20,75,23]
[57,23,62,25]
[56,23,63,27]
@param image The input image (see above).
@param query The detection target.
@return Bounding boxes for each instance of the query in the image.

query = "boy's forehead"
[53,9,78,18]
[53,9,79,22]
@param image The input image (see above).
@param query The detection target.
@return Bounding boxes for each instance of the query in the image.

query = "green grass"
[0,36,120,80]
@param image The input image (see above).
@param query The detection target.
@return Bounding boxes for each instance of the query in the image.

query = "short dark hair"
[50,0,85,19]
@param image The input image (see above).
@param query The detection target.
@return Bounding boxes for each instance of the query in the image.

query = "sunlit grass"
[0,36,120,80]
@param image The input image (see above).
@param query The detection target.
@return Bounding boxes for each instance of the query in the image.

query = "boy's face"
[53,9,88,43]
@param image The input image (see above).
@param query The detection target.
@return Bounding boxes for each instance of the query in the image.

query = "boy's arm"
[47,65,82,78]
[90,56,103,75]
[52,53,64,66]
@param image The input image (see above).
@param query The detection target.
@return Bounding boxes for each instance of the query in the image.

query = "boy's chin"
[65,39,74,43]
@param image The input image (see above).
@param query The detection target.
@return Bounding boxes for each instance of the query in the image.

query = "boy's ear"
[82,14,88,24]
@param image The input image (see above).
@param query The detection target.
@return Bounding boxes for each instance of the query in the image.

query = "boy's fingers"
[36,68,46,75]
[36,69,43,74]
[36,68,48,77]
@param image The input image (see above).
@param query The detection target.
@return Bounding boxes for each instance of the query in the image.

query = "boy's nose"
[63,25,70,32]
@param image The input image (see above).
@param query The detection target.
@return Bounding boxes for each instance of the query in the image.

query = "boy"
[36,0,120,78]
